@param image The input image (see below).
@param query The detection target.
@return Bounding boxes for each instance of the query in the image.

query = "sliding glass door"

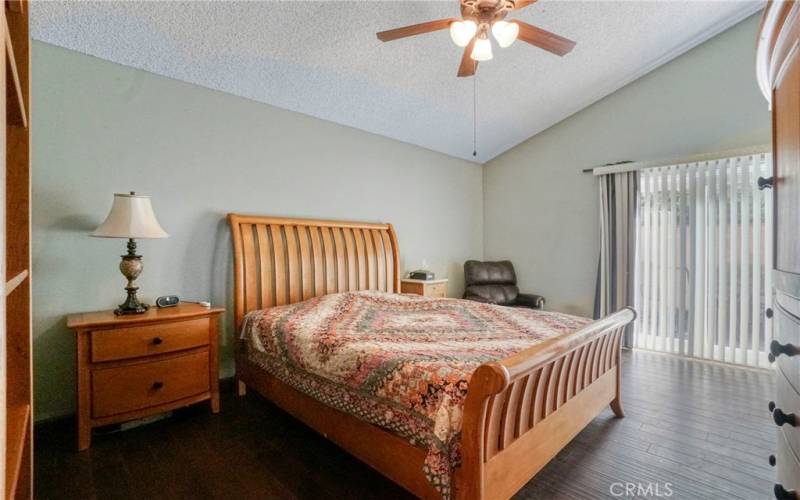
[633,153,773,368]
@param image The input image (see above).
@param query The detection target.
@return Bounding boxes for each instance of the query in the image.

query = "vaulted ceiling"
[30,1,763,163]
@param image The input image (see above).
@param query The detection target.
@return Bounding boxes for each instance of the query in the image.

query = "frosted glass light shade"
[470,37,493,61]
[91,193,169,239]
[491,21,519,48]
[450,20,477,47]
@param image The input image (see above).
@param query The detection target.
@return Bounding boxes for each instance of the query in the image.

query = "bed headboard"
[228,214,400,330]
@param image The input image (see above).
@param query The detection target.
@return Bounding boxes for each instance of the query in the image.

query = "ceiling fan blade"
[377,19,456,42]
[515,20,576,56]
[457,38,478,77]
[511,0,538,9]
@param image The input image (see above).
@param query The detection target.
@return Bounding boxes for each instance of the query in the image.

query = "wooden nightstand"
[400,278,448,298]
[67,303,225,450]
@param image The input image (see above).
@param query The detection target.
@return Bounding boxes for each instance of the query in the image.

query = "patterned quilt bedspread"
[241,290,591,497]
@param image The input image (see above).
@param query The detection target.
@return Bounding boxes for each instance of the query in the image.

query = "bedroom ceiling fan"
[376,0,576,77]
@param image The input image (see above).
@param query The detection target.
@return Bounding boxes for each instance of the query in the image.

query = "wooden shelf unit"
[2,0,30,498]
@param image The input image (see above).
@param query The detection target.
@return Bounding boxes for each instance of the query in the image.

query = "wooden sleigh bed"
[229,214,635,500]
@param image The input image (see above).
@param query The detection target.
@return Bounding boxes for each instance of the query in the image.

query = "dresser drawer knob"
[152,381,164,390]
[769,454,776,467]
[775,484,798,500]
[152,337,163,345]
[773,407,797,427]
[766,308,774,319]
[771,340,799,359]
[770,401,777,413]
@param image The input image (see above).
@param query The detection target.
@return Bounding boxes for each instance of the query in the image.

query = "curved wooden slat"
[362,229,376,290]
[381,230,395,292]
[372,229,387,292]
[354,229,368,289]
[607,329,621,370]
[569,345,586,398]
[556,350,575,408]
[332,228,348,292]
[298,226,314,300]
[583,339,598,387]
[544,356,564,417]
[343,228,358,290]
[532,363,551,425]
[241,224,258,314]
[484,392,506,460]
[231,222,246,328]
[309,226,324,297]
[517,370,539,434]
[270,225,287,306]
[593,334,609,381]
[602,330,614,373]
[577,342,591,391]
[321,227,336,294]
[286,226,301,303]
[500,378,526,450]
[255,225,273,309]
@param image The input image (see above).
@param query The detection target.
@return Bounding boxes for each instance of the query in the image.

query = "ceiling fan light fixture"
[450,20,477,47]
[470,35,493,61]
[491,20,519,48]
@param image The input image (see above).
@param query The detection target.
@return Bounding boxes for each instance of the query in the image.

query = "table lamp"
[91,192,168,315]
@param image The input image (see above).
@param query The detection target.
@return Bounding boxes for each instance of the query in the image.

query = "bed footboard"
[457,307,636,500]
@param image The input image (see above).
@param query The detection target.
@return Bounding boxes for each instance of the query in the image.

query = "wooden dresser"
[758,3,800,498]
[400,278,448,298]
[67,304,224,450]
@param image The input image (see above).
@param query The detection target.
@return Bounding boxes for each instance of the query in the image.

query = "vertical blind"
[633,153,773,368]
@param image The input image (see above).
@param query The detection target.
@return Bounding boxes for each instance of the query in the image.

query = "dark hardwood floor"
[35,350,776,500]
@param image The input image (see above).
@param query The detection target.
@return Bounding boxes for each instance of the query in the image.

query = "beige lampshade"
[90,192,168,239]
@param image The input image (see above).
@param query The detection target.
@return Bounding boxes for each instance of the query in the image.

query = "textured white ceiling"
[30,1,763,163]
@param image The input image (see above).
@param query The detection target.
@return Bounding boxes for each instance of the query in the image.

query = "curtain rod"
[581,144,772,176]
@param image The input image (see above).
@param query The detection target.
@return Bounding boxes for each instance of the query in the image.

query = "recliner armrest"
[515,293,545,309]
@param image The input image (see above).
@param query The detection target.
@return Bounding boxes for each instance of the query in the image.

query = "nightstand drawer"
[91,351,209,418]
[427,282,447,298]
[401,279,448,298]
[91,317,210,362]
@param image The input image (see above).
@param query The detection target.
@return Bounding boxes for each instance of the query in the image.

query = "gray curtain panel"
[594,171,638,346]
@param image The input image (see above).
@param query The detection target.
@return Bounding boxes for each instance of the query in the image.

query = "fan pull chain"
[473,74,477,158]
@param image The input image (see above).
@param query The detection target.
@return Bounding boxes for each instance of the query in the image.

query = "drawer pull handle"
[758,176,774,190]
[770,340,799,359]
[773,407,797,427]
[152,337,163,345]
[775,484,798,500]
[152,381,164,390]
[769,401,777,413]
[766,308,774,319]
[769,454,776,467]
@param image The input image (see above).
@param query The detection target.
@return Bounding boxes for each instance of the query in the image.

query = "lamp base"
[114,239,149,315]
[115,286,149,315]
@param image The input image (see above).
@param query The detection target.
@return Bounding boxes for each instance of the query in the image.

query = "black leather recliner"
[462,260,545,309]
